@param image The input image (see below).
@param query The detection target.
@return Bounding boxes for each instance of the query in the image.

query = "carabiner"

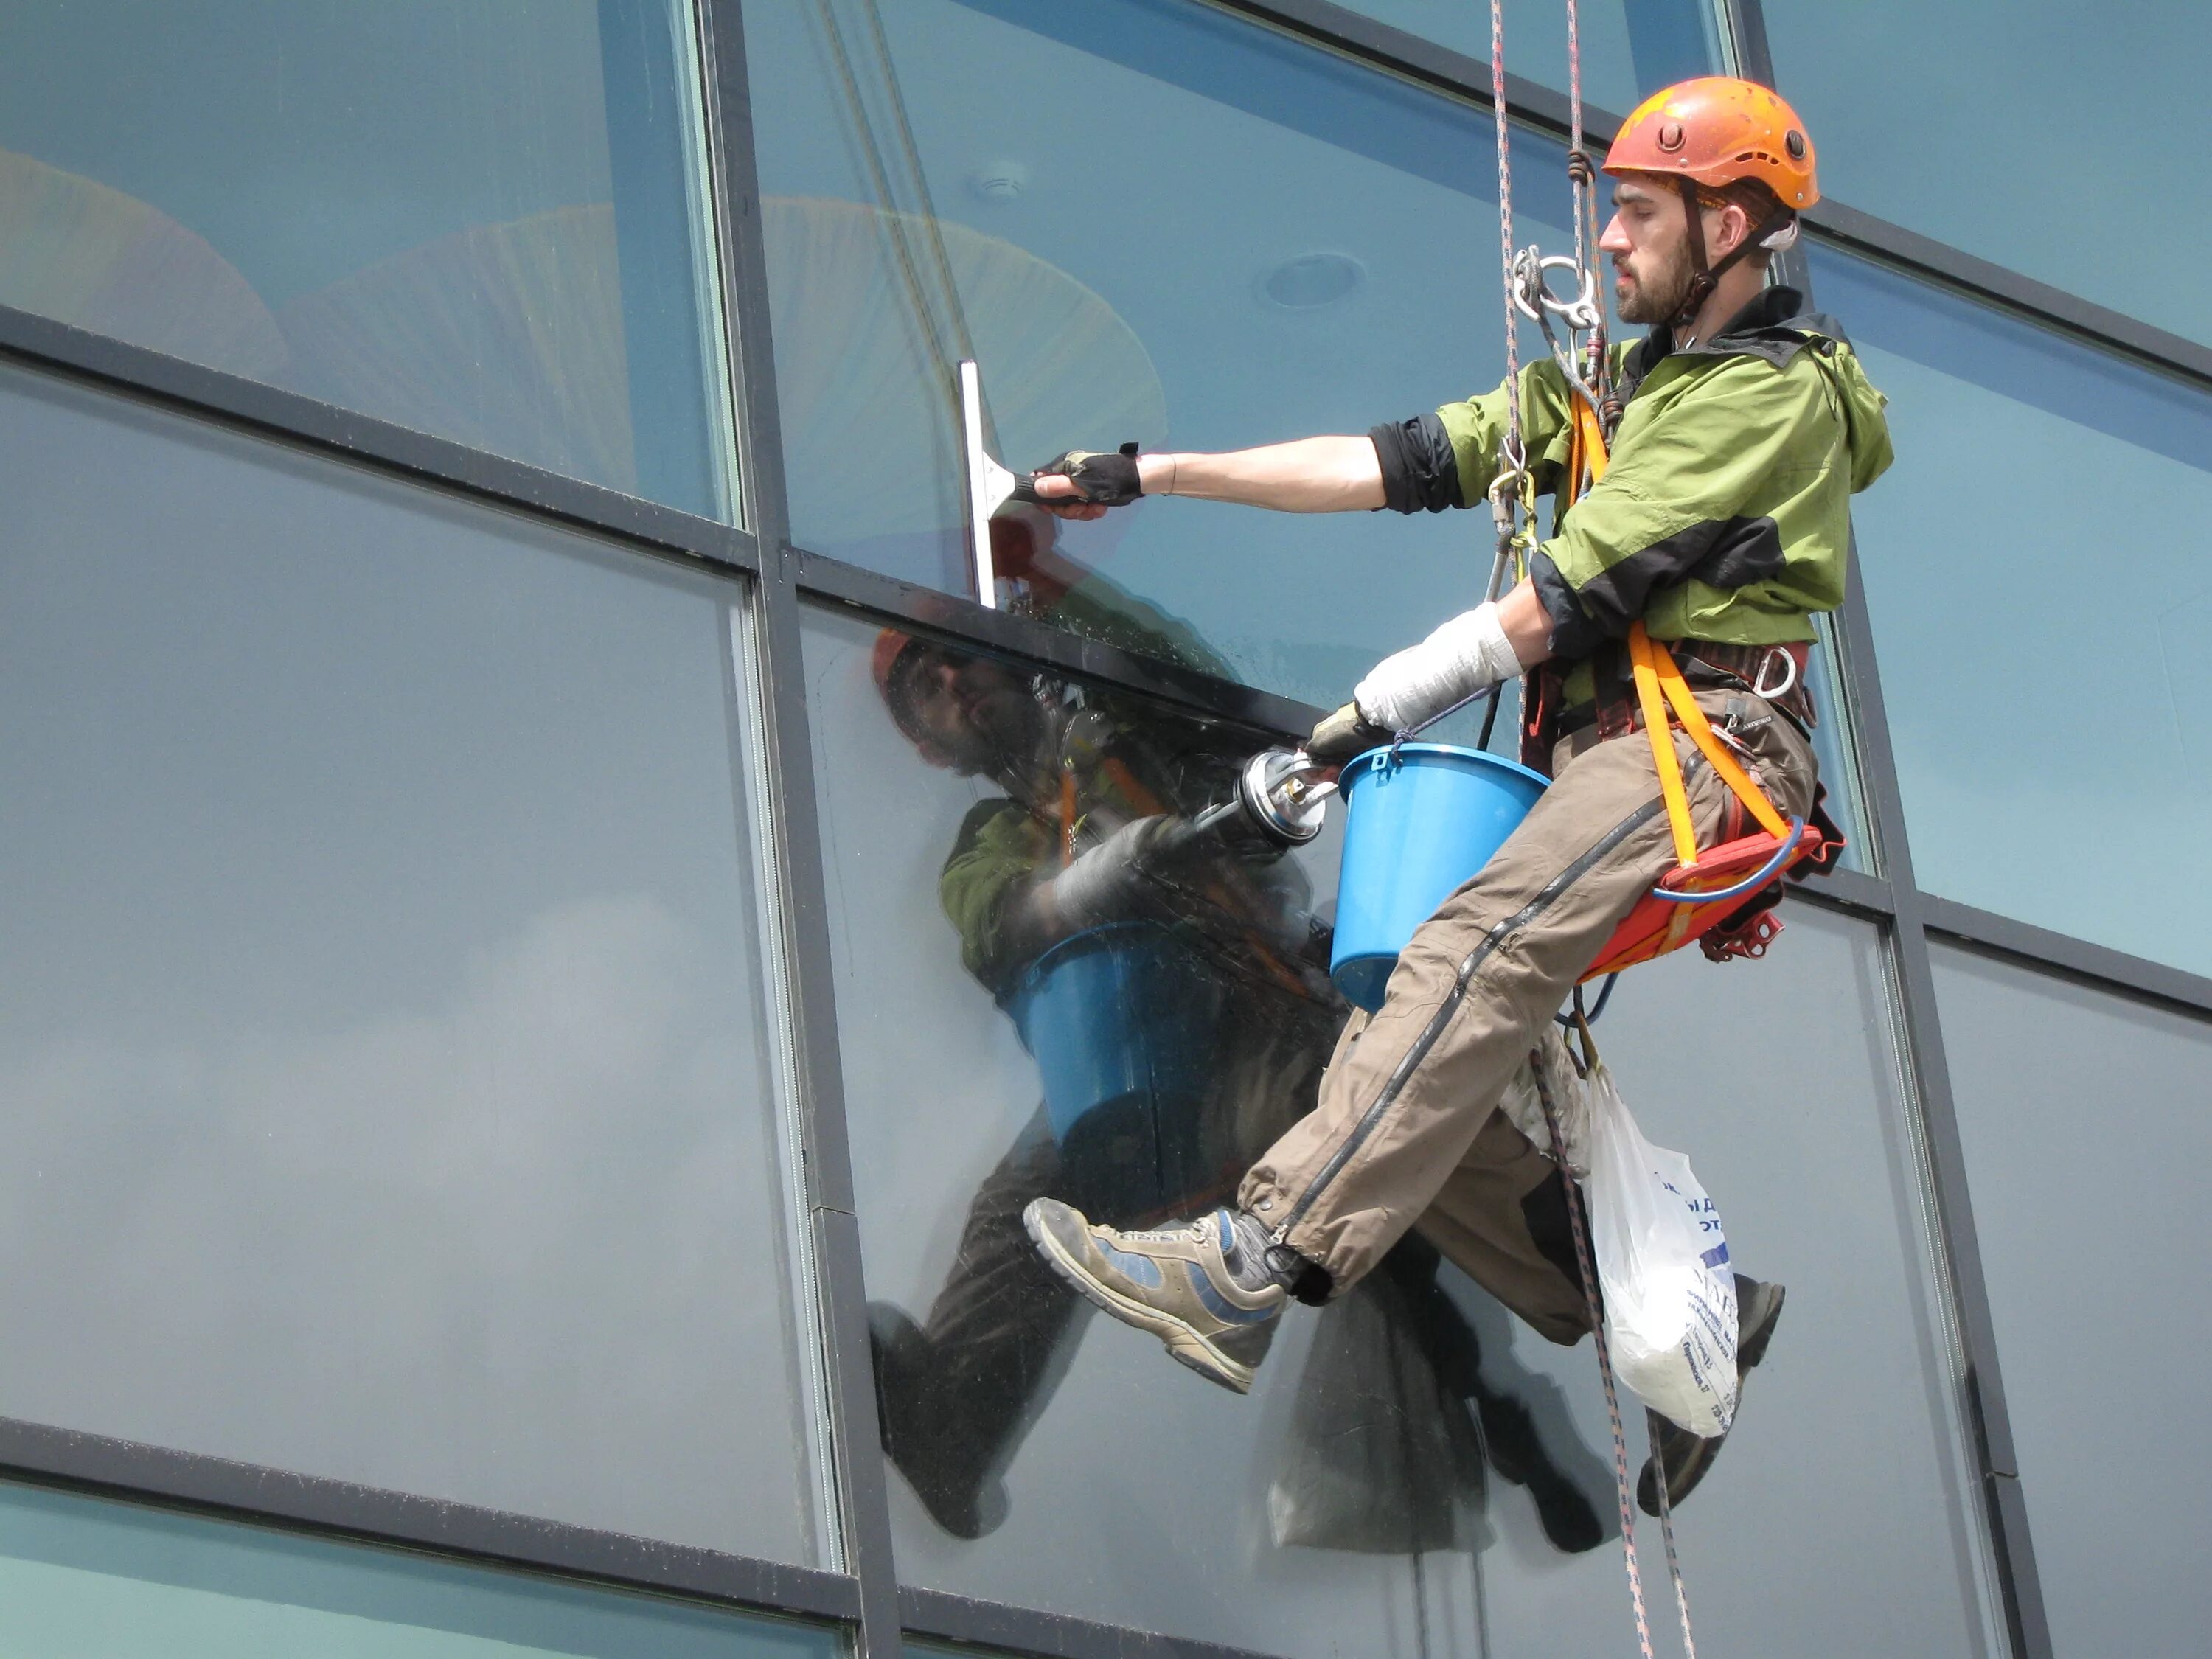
[1512,248,1603,333]
[1751,647,1799,701]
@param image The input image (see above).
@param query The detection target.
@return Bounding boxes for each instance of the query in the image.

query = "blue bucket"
[1006,922,1218,1142]
[1329,744,1550,1011]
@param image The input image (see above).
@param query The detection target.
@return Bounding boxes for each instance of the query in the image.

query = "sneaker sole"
[1638,1281,1789,1517]
[1737,1280,1787,1371]
[1023,1207,1256,1395]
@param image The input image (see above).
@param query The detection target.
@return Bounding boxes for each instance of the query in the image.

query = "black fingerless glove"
[1014,442,1144,507]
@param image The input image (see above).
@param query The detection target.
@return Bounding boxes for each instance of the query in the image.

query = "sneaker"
[1636,1274,1787,1517]
[1023,1200,1284,1394]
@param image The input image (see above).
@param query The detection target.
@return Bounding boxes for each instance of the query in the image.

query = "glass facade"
[0,363,816,1562]
[0,1478,840,1658]
[746,0,1585,709]
[1767,0,2209,347]
[0,4,2198,1656]
[1342,0,1718,113]
[1815,246,2212,975]
[0,0,735,518]
[802,606,1989,1655]
[1930,945,2212,1659]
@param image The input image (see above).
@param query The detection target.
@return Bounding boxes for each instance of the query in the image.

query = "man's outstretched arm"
[1032,435,1385,518]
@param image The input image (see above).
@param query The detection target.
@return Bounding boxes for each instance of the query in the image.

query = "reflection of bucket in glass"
[1330,745,1550,1012]
[1006,922,1218,1144]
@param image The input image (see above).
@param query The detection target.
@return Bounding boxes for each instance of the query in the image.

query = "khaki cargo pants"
[1239,688,1818,1343]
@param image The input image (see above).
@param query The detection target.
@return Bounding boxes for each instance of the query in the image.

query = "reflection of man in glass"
[1020,80,1890,1514]
[866,591,1602,1554]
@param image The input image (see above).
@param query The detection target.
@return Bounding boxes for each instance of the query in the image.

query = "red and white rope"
[1489,0,1523,476]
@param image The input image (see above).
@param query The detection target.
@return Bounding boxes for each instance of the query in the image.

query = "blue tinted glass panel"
[0,1479,840,1659]
[749,0,1593,709]
[1767,0,2210,345]
[0,363,816,1562]
[0,1,734,518]
[804,603,1991,1654]
[1339,0,1719,114]
[1931,946,2212,1659]
[1812,246,2212,973]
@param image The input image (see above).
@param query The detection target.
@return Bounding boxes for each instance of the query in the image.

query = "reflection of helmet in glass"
[870,629,1043,777]
[870,628,953,768]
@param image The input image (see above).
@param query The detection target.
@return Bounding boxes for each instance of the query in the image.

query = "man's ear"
[1714,201,1752,260]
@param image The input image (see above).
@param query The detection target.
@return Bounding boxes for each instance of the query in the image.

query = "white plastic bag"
[1583,1062,1739,1439]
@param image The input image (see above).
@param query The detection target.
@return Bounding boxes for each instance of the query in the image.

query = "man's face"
[900,648,1045,776]
[1600,177,1703,325]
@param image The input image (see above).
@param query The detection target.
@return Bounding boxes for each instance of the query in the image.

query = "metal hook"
[1512,248,1603,333]
[1752,647,1799,701]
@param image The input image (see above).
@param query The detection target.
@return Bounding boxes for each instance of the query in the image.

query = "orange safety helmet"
[872,627,919,700]
[1604,76,1818,209]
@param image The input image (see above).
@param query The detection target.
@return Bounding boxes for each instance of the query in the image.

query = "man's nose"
[1598,213,1631,254]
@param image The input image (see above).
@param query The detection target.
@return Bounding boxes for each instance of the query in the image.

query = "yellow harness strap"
[1562,390,1610,512]
[1628,624,1702,869]
[1629,622,1793,866]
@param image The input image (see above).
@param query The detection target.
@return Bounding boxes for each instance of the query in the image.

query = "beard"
[1615,253,1696,325]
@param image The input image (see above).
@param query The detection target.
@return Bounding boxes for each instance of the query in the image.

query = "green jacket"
[1429,285,1892,655]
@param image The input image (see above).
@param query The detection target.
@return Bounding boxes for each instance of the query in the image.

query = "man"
[1019,78,1893,1513]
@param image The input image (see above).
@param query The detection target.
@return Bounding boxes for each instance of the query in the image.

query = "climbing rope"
[1534,1049,1700,1659]
[1488,0,1525,495]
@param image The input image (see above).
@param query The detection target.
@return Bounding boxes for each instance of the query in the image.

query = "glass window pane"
[1452,908,1999,1653]
[804,602,1992,1654]
[1930,945,2212,1659]
[1811,246,2212,974]
[1767,0,2209,346]
[748,0,1593,710]
[0,364,815,1562]
[1336,0,1719,113]
[0,1,735,520]
[0,1478,841,1658]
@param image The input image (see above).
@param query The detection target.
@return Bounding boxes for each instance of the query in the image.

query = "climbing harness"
[1576,620,1837,980]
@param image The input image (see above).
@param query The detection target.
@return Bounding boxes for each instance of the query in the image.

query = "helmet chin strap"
[1669,176,1800,333]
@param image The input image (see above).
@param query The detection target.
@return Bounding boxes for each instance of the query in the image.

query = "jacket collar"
[1625,285,1853,379]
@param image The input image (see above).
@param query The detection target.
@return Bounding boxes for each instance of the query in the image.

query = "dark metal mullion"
[1832,571,2051,1659]
[1922,895,2212,1026]
[0,1417,860,1623]
[1804,196,2212,397]
[0,303,758,578]
[699,6,903,1658]
[1724,10,2048,1655]
[899,1585,1292,1659]
[1208,0,1616,141]
[792,546,1326,741]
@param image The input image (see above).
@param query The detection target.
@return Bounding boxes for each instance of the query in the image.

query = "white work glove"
[1352,600,1526,735]
[1051,816,1178,928]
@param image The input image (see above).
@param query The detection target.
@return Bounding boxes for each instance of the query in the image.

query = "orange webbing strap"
[1628,624,1700,870]
[1649,636,1792,841]
[1561,390,1611,510]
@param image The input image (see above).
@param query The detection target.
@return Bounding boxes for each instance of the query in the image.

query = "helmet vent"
[1786,130,1807,159]
[1658,120,1685,151]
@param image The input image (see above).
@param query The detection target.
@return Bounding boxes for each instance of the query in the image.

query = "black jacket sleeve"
[1368,414,1465,514]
